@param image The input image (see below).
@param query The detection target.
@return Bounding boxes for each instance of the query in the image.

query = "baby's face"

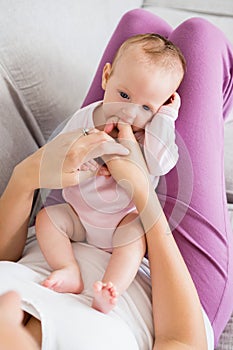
[102,47,182,131]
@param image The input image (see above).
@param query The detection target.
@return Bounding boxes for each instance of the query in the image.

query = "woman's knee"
[119,9,150,30]
[172,17,224,48]
[118,8,171,37]
[181,17,214,33]
[169,16,226,69]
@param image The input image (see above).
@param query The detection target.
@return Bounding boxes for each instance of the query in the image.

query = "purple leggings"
[49,9,233,346]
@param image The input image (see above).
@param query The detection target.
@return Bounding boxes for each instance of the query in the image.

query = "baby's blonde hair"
[111,33,186,81]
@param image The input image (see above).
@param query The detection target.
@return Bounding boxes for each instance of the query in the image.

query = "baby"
[35,33,186,313]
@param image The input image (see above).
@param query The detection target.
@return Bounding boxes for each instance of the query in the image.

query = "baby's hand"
[79,159,110,177]
[158,92,181,120]
[79,159,99,172]
[163,92,181,111]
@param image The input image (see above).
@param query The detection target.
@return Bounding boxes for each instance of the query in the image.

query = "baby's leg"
[92,212,146,313]
[35,203,86,293]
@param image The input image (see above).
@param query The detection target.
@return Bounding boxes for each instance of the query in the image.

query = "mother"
[0,8,233,350]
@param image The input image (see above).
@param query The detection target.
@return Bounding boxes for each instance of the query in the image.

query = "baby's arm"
[137,93,180,177]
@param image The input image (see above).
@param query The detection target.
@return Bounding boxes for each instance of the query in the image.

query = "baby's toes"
[93,280,103,292]
[108,284,118,298]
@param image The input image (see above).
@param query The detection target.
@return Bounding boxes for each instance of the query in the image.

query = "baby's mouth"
[108,126,119,139]
[107,124,142,137]
[132,126,142,132]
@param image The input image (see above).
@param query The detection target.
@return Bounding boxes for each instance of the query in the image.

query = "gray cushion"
[143,0,233,16]
[0,0,143,196]
[0,69,39,195]
[216,307,233,349]
[225,120,233,203]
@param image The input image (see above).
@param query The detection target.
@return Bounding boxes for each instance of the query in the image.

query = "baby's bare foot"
[42,264,84,294]
[92,281,118,313]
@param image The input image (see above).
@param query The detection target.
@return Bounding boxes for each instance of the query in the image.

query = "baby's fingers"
[79,159,99,172]
[168,92,181,110]
[83,140,129,163]
[104,116,119,134]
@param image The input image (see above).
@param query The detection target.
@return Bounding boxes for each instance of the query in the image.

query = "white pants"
[0,227,214,350]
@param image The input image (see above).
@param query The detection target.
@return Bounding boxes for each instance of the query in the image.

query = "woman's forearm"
[107,123,208,348]
[0,166,35,261]
[134,188,208,349]
[0,129,130,262]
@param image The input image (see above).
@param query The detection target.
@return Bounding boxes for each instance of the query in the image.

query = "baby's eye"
[120,91,130,99]
[142,105,150,111]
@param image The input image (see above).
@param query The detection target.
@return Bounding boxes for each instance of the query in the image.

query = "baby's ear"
[102,63,112,90]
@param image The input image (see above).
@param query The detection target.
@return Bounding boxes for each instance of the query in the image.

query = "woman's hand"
[102,122,163,233]
[103,122,150,194]
[0,127,129,261]
[0,291,39,349]
[14,128,129,191]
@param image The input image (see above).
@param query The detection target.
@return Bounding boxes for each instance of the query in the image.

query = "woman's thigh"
[157,17,233,345]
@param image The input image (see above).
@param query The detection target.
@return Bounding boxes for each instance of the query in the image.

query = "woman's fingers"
[73,131,129,163]
[38,128,130,189]
[116,121,136,142]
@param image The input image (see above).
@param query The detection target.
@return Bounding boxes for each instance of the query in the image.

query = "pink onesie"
[62,100,178,250]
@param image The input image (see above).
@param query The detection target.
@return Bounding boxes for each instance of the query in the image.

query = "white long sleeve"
[136,105,179,177]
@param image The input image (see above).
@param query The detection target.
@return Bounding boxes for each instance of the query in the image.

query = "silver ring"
[82,128,89,136]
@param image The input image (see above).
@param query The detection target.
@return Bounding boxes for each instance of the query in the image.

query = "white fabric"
[2,228,153,350]
[0,227,214,349]
[224,120,233,203]
[143,104,179,175]
[203,308,215,350]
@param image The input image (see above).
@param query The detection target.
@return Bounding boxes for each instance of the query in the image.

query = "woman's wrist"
[12,150,41,194]
[133,183,164,234]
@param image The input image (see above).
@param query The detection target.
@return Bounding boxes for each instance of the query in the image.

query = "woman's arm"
[136,186,207,350]
[0,129,129,261]
[0,169,34,261]
[105,122,208,350]
[0,150,42,261]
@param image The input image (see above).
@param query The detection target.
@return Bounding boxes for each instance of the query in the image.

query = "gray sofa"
[0,1,232,349]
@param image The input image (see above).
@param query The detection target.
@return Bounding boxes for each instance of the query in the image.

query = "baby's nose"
[120,105,139,123]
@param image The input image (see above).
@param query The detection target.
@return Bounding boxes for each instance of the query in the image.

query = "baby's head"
[101,33,186,130]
